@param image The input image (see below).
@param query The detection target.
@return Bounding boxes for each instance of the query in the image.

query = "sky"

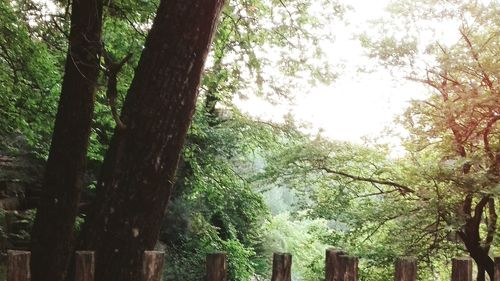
[234,0,430,148]
[35,0,430,150]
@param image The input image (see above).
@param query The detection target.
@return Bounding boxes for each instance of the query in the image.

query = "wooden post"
[143,251,165,281]
[451,257,472,281]
[394,257,417,281]
[494,257,500,281]
[271,253,292,281]
[339,255,358,281]
[325,248,346,281]
[75,251,95,281]
[7,250,30,281]
[207,252,227,281]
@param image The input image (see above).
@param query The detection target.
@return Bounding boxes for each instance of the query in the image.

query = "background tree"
[28,0,103,280]
[362,1,499,279]
[260,1,499,280]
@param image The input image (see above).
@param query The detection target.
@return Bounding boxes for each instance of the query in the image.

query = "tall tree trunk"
[79,1,225,281]
[30,1,103,281]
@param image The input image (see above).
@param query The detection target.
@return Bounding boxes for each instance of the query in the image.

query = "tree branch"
[318,166,414,194]
[459,28,495,94]
[483,114,500,163]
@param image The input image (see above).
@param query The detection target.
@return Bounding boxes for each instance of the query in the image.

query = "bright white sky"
[234,0,430,147]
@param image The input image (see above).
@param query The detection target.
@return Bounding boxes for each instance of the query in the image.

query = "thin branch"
[483,114,500,162]
[318,166,414,194]
[459,28,495,93]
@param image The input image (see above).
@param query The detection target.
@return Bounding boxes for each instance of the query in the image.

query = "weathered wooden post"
[494,257,500,281]
[271,253,292,281]
[339,255,358,281]
[75,251,95,281]
[207,252,227,281]
[142,251,165,281]
[394,257,417,281]
[7,250,30,281]
[451,257,472,281]
[325,248,346,281]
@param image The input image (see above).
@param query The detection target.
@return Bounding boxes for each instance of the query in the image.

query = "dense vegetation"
[0,0,498,280]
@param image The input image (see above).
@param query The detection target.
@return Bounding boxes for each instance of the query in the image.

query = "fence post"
[325,248,346,281]
[339,255,358,281]
[495,257,500,281]
[7,250,30,281]
[143,251,165,281]
[207,252,227,281]
[271,253,292,281]
[75,251,95,281]
[451,257,472,281]
[394,257,417,281]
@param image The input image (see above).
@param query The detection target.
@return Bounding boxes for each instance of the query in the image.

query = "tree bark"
[78,1,224,281]
[30,1,103,281]
[458,194,495,281]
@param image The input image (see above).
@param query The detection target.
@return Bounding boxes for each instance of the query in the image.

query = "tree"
[2,0,224,280]
[29,0,103,280]
[77,1,225,281]
[261,1,498,280]
[362,1,499,279]
[399,29,499,280]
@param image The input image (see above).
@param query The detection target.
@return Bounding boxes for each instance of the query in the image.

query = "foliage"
[262,212,331,280]
[153,0,347,278]
[363,1,499,279]
[0,0,63,155]
[258,1,499,280]
[260,133,475,279]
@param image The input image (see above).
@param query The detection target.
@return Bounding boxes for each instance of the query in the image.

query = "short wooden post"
[451,257,472,281]
[75,251,95,281]
[271,253,292,281]
[325,248,346,281]
[394,257,417,281]
[7,250,31,281]
[143,251,165,281]
[494,257,500,281]
[207,252,227,281]
[339,255,358,281]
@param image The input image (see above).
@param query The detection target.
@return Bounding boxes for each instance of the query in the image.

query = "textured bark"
[30,1,103,281]
[78,1,224,281]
